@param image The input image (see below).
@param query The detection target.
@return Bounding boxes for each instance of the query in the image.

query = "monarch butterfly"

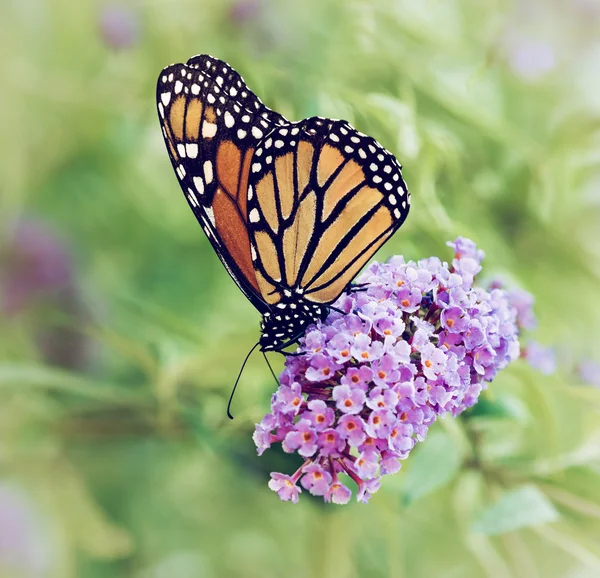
[157,55,410,353]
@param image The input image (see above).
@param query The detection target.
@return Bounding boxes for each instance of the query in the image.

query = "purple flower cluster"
[254,238,530,504]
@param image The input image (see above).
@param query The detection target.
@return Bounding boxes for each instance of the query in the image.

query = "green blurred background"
[2,0,600,576]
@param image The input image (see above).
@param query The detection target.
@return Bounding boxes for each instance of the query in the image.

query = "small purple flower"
[472,345,496,375]
[268,473,301,503]
[420,343,447,380]
[325,332,354,364]
[441,306,469,333]
[337,414,367,446]
[305,354,341,382]
[395,286,422,312]
[300,463,332,496]
[366,386,399,412]
[447,237,485,263]
[354,451,380,480]
[274,382,304,415]
[380,451,403,475]
[256,237,533,503]
[370,355,400,387]
[318,429,345,456]
[341,366,373,392]
[365,409,396,438]
[325,481,352,505]
[304,399,334,431]
[357,477,382,503]
[283,420,318,457]
[332,384,366,415]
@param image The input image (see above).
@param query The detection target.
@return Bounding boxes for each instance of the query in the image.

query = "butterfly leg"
[345,282,370,293]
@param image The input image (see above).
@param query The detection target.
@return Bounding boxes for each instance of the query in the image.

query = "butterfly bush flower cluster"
[254,238,533,504]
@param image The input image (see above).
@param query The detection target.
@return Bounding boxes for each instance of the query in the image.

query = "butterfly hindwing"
[247,117,410,306]
[156,55,287,312]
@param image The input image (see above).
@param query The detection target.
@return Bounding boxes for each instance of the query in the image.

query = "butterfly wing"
[246,117,410,306]
[156,54,288,313]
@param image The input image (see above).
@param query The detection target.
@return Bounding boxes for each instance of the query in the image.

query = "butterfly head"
[259,299,329,352]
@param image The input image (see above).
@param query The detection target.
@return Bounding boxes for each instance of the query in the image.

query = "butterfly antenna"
[227,341,260,420]
[262,351,280,388]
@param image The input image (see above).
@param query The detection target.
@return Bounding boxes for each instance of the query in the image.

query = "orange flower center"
[322,367,331,376]
[341,349,349,357]
[351,375,360,384]
[347,422,356,431]
[361,352,369,359]
[383,329,392,335]
[424,360,433,368]
[303,432,312,442]
[378,371,386,379]
[317,414,325,423]
[396,280,404,287]
[400,412,407,421]
[326,433,335,442]
[292,397,301,406]
[314,471,323,479]
[373,416,381,425]
[344,399,353,408]
[401,299,410,307]
[447,318,455,327]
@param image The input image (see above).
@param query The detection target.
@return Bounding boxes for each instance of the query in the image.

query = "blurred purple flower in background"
[228,0,262,25]
[254,238,534,504]
[98,5,139,50]
[1,219,72,316]
[523,341,556,375]
[0,484,49,577]
[577,359,600,387]
[0,218,90,370]
[505,35,556,81]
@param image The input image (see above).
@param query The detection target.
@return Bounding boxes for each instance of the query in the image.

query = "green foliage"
[1,0,600,576]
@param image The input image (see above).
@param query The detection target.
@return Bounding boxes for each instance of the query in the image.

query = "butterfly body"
[157,55,410,351]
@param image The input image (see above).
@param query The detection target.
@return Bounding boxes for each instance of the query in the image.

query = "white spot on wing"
[252,126,263,139]
[204,161,213,184]
[186,143,198,158]
[161,92,171,106]
[249,208,260,223]
[202,122,217,138]
[174,81,183,94]
[191,84,200,95]
[224,111,235,128]
[205,206,216,226]
[177,144,186,158]
[193,177,204,195]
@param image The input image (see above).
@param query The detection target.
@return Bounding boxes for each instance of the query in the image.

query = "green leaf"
[401,429,464,506]
[471,486,559,535]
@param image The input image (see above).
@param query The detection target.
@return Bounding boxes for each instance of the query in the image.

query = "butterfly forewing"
[156,55,287,313]
[246,117,410,307]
